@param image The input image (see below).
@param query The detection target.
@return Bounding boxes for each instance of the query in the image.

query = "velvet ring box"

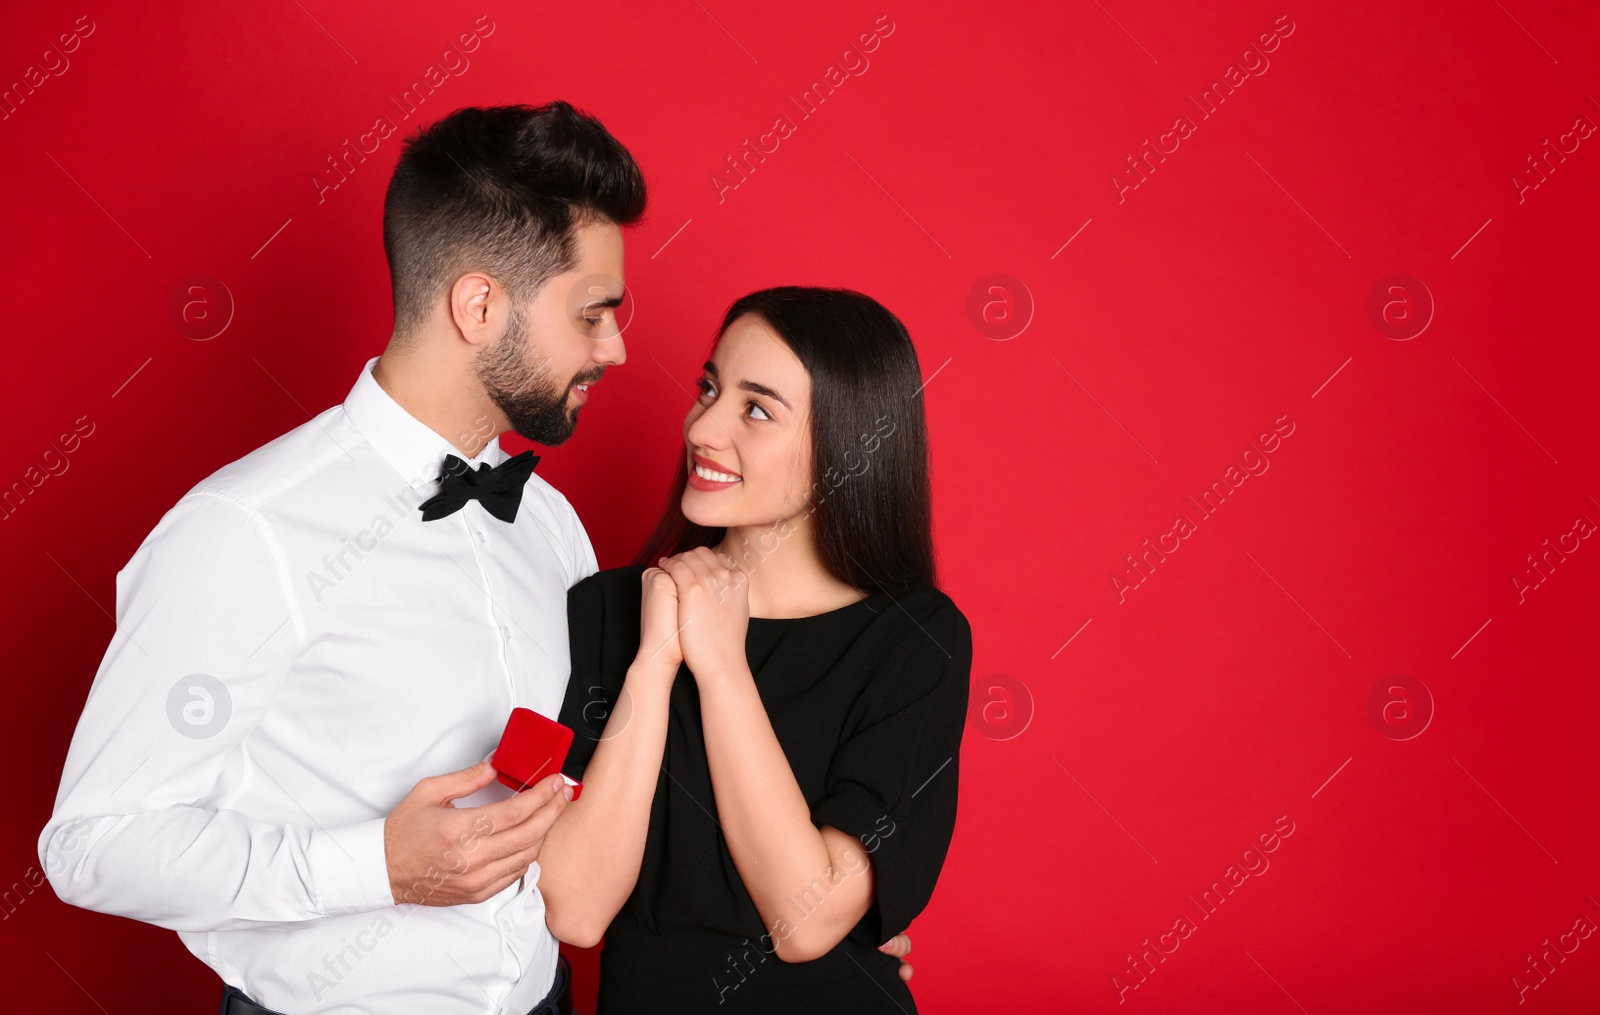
[491,707,583,800]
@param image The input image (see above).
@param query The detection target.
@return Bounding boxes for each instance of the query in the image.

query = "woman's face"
[681,314,814,531]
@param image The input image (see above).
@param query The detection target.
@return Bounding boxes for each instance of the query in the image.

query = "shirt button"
[502,625,512,641]
[474,529,486,544]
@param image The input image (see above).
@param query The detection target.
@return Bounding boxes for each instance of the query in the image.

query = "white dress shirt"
[38,355,598,1014]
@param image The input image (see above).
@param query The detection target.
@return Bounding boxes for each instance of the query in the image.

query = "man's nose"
[593,319,626,365]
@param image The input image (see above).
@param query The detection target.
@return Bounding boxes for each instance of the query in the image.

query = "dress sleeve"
[559,572,615,782]
[809,595,973,944]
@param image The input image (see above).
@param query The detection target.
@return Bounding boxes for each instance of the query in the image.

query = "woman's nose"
[685,400,732,450]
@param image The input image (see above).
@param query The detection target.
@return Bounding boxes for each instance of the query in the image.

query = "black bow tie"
[419,451,540,523]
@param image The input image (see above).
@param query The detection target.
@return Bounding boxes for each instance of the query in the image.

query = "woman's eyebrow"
[738,380,791,410]
[703,361,791,410]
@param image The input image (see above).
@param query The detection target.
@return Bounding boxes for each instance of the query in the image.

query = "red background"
[4,2,1599,1012]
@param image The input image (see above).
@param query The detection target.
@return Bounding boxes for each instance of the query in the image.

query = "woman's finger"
[687,546,740,594]
[642,567,677,599]
[675,549,714,585]
[662,555,698,588]
[688,545,733,580]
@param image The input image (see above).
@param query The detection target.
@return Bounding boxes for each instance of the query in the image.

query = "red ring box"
[491,707,582,800]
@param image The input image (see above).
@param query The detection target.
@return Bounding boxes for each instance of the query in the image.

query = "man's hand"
[384,760,570,906]
[879,932,914,981]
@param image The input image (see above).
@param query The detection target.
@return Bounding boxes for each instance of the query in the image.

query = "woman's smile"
[688,451,742,490]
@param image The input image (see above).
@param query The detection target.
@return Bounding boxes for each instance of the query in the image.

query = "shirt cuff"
[308,817,393,917]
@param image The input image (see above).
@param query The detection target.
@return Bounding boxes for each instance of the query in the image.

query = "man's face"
[477,219,627,446]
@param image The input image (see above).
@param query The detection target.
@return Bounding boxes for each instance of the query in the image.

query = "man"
[38,101,911,1015]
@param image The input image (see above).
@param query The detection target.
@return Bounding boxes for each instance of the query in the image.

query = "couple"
[38,102,970,1015]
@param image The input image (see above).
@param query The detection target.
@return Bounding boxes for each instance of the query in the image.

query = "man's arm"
[556,487,599,587]
[38,489,394,932]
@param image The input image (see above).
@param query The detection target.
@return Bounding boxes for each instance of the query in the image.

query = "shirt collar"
[342,355,505,495]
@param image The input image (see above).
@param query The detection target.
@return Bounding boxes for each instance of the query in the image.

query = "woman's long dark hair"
[633,286,937,592]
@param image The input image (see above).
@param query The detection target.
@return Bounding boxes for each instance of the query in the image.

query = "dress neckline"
[616,564,921,623]
[749,588,892,623]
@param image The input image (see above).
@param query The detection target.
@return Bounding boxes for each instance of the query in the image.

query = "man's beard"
[477,305,594,446]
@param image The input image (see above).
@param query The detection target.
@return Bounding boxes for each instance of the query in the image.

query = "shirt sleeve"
[809,595,973,945]
[37,488,395,933]
[555,488,599,589]
[559,571,614,782]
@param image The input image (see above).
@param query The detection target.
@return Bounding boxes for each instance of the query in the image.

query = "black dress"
[557,564,972,1014]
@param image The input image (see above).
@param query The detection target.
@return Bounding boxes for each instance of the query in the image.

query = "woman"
[537,286,971,1013]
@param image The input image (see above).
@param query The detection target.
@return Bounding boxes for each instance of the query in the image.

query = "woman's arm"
[536,569,682,947]
[665,549,875,963]
[698,664,876,962]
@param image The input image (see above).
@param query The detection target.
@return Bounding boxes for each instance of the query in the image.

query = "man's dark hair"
[383,101,647,335]
[637,286,938,593]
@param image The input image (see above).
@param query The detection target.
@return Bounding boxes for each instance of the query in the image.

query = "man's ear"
[449,272,501,347]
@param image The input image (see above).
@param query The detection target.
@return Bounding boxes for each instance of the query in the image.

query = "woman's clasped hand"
[649,548,751,685]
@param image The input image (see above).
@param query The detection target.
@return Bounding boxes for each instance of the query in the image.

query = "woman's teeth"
[694,464,740,483]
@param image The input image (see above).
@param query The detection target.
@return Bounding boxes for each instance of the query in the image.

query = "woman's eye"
[747,402,771,421]
[694,377,714,398]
